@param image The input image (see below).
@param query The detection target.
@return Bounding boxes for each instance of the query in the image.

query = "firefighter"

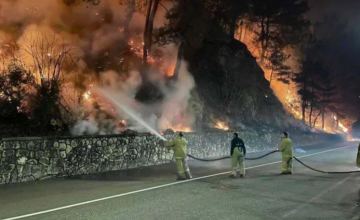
[278,132,293,174]
[165,132,192,181]
[230,132,246,178]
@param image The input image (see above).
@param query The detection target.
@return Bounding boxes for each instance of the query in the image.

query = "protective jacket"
[279,137,293,158]
[231,137,246,156]
[166,137,187,159]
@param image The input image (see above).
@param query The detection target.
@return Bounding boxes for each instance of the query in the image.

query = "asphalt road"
[1,141,360,220]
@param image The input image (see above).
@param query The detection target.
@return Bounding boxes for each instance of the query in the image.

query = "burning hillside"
[0,0,352,137]
[235,22,351,134]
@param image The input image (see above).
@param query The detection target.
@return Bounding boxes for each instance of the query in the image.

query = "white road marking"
[282,175,353,218]
[2,144,357,220]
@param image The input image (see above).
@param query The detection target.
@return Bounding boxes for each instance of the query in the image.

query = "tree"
[205,0,250,38]
[143,0,160,64]
[0,62,34,124]
[293,33,337,128]
[249,0,310,62]
[294,35,320,125]
[20,34,78,131]
[313,14,360,120]
[265,46,291,85]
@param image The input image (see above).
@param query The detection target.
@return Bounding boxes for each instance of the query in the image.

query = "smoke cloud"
[0,0,196,135]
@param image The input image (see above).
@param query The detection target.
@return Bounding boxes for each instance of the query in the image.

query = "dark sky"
[308,0,360,27]
[308,0,360,120]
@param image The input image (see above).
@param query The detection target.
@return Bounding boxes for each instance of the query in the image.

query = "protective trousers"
[231,148,245,176]
[175,158,192,179]
[282,157,293,173]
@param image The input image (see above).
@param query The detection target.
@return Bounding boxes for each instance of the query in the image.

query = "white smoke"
[0,0,196,135]
[71,59,196,135]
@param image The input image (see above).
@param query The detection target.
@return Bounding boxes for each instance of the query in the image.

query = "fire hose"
[186,150,360,174]
[186,150,280,161]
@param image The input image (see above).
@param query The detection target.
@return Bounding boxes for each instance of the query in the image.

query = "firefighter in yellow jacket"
[166,132,192,181]
[278,132,293,174]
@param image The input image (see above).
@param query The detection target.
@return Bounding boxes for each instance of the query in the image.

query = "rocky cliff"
[187,38,305,132]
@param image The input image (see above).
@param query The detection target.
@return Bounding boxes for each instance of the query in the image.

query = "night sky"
[308,0,360,120]
[309,0,360,27]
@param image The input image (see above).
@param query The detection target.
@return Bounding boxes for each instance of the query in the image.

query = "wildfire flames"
[167,124,192,133]
[215,121,229,131]
[0,0,351,136]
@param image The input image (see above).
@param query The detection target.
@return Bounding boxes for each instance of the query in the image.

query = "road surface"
[1,141,360,220]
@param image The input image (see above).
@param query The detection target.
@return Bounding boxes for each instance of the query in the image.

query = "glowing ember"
[83,91,91,101]
[166,67,174,77]
[118,120,126,126]
[215,121,229,131]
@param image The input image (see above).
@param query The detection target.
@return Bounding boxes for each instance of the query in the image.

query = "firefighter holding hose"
[278,132,293,174]
[230,132,246,178]
[164,132,192,181]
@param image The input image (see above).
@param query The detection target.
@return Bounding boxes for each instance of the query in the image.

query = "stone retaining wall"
[0,132,341,184]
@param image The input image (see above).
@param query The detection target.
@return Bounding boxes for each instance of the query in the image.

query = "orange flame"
[166,124,192,133]
[215,121,229,131]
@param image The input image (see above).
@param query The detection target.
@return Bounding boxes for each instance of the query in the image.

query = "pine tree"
[249,0,310,62]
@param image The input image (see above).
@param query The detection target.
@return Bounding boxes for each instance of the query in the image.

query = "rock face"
[0,132,340,184]
[189,38,295,129]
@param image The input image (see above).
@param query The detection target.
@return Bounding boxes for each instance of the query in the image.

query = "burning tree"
[0,33,79,134]
[294,34,336,128]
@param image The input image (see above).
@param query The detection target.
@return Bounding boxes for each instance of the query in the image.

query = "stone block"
[49,148,59,158]
[31,165,44,180]
[39,157,50,166]
[2,173,11,184]
[59,143,67,150]
[27,141,36,150]
[27,159,38,165]
[16,149,29,157]
[35,151,45,158]
[40,142,47,151]
[3,149,15,157]
[47,159,62,175]
[20,175,35,182]
[17,157,27,165]
[60,151,66,159]
[15,142,21,149]
[70,140,78,148]
[53,142,59,148]
[66,145,72,154]
[2,164,15,173]
[29,151,37,159]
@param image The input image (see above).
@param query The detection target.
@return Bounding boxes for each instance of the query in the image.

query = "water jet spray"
[96,87,167,141]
